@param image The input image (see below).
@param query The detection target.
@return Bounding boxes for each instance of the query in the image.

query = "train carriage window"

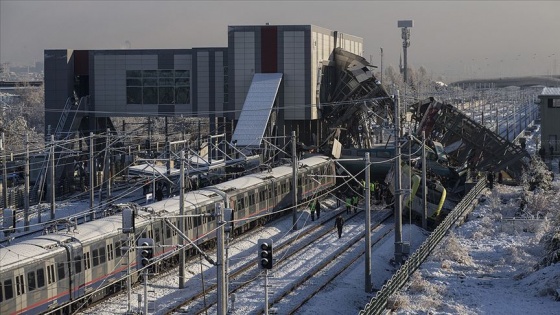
[4,279,13,300]
[115,241,122,258]
[74,256,82,273]
[155,228,161,243]
[107,244,114,261]
[27,271,36,292]
[166,225,171,238]
[99,247,106,264]
[92,249,99,266]
[37,268,45,288]
[47,265,55,284]
[15,275,24,295]
[57,263,66,280]
[84,252,91,270]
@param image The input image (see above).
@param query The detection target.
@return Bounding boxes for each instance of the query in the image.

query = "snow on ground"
[394,182,560,315]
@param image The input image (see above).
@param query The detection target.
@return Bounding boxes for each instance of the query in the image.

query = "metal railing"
[359,179,486,315]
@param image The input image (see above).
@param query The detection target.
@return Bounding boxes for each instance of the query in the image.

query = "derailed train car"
[0,155,336,315]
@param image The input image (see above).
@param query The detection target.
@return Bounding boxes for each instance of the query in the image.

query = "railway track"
[278,219,394,314]
[165,207,392,315]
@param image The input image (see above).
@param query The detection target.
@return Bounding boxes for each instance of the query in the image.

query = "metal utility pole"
[216,203,227,315]
[49,134,55,220]
[380,47,384,85]
[2,133,8,209]
[144,269,148,315]
[179,150,185,289]
[24,133,29,231]
[364,152,372,292]
[398,20,413,83]
[127,235,132,313]
[165,117,171,196]
[89,132,95,214]
[104,129,111,201]
[292,131,298,231]
[394,92,403,264]
[264,269,269,315]
[422,131,427,230]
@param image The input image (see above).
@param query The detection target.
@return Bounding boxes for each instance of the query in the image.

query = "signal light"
[137,238,154,270]
[257,239,273,270]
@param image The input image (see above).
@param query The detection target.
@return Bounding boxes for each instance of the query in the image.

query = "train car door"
[68,244,85,300]
[13,268,28,313]
[45,258,58,306]
[82,246,92,294]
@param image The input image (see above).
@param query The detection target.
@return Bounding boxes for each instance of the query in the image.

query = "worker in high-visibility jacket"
[309,199,316,221]
[345,196,352,214]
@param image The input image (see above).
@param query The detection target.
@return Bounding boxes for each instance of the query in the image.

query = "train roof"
[208,155,332,193]
[0,242,66,272]
[58,215,123,244]
[143,190,222,215]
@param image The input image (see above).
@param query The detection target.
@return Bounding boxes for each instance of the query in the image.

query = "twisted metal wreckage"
[318,49,530,200]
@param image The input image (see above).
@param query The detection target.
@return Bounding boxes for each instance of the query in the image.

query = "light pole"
[398,20,413,84]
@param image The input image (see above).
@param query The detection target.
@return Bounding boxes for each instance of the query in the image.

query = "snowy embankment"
[394,181,560,315]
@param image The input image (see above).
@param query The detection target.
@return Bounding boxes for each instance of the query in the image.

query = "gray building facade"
[44,24,364,147]
[538,87,560,154]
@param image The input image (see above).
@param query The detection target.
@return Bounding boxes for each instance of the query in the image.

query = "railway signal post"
[258,238,273,315]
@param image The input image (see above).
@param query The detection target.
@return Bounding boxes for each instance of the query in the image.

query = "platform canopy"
[232,73,283,148]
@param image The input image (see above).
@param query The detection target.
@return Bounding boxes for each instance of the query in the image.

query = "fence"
[359,179,486,315]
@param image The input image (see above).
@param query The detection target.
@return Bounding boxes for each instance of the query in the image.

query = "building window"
[126,70,190,105]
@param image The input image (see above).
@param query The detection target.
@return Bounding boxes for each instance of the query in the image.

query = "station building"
[44,24,365,150]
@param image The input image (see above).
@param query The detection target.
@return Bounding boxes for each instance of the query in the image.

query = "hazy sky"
[1,0,559,81]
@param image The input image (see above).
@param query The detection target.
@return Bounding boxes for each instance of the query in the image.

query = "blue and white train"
[0,155,336,315]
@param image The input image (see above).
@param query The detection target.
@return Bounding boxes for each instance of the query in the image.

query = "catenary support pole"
[394,92,403,264]
[105,128,111,201]
[24,133,30,230]
[1,133,7,209]
[179,150,185,289]
[89,132,95,216]
[217,203,226,315]
[422,131,427,230]
[49,134,55,220]
[365,152,372,292]
[292,131,298,231]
